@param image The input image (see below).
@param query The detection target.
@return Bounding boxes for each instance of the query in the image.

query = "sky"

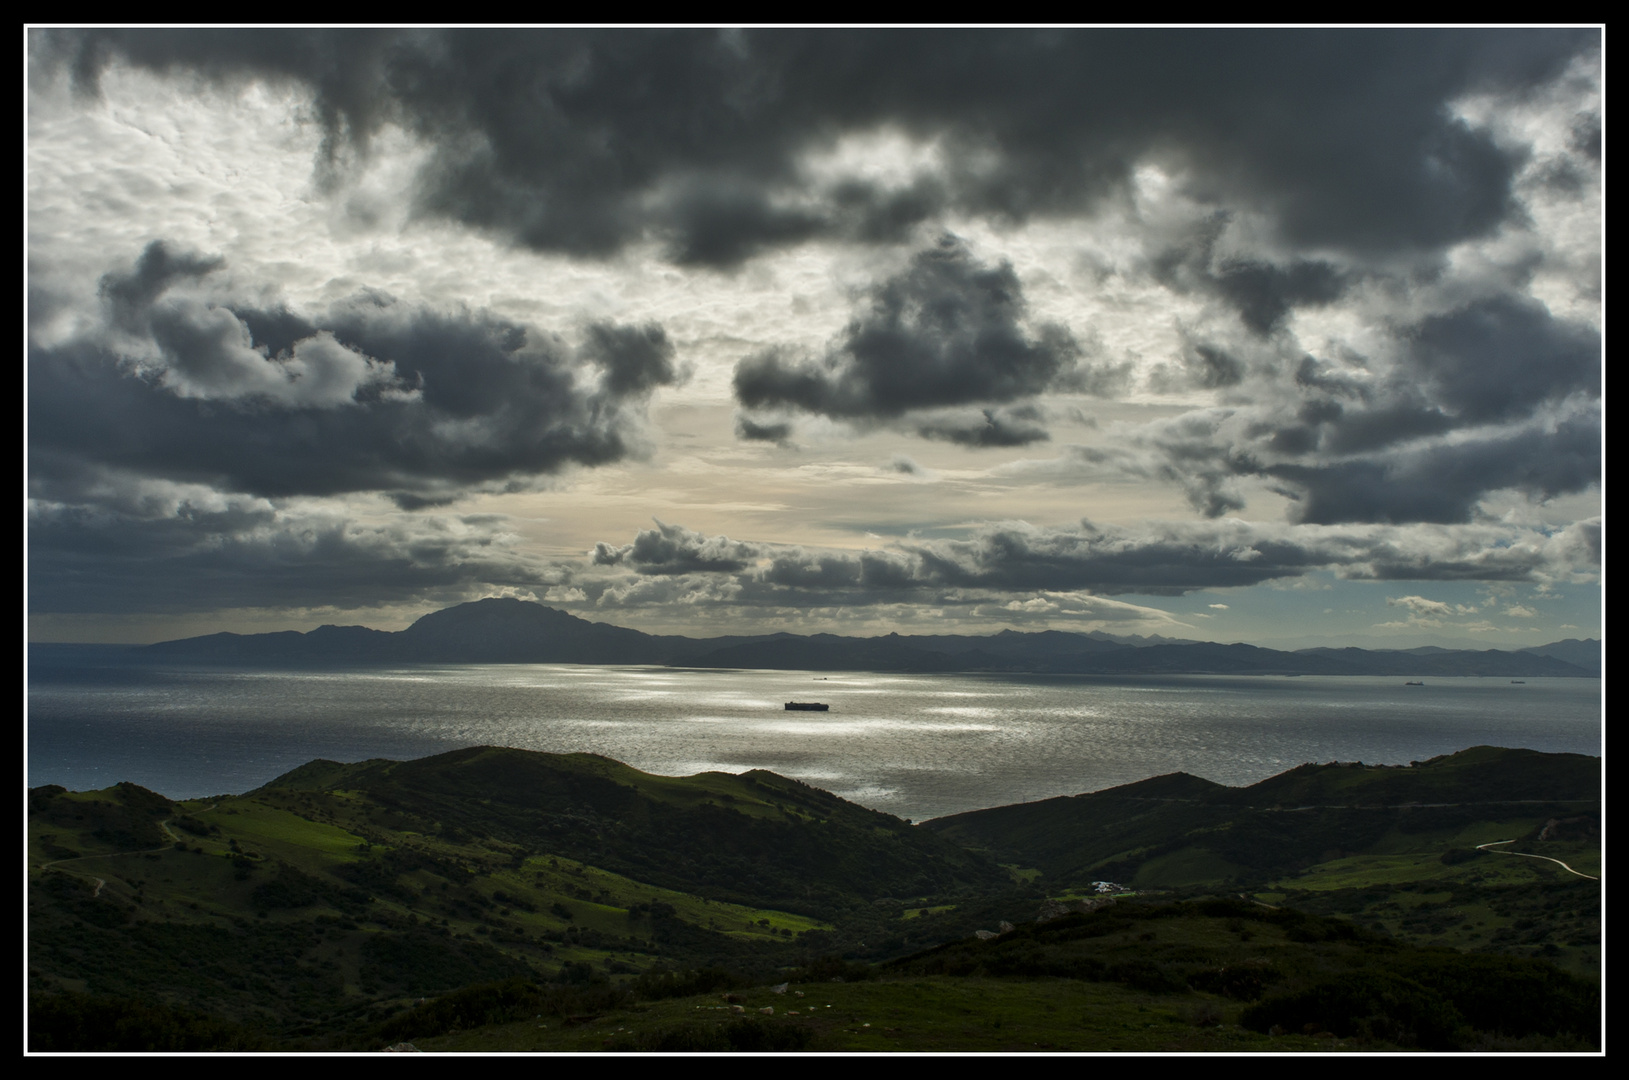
[25,28,1602,650]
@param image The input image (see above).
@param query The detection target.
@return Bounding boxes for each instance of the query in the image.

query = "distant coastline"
[29,598,1600,679]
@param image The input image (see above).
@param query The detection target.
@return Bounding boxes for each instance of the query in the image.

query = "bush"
[789,955,878,983]
[29,993,266,1051]
[1385,952,1598,1047]
[1242,972,1465,1049]
[375,978,547,1042]
[630,965,749,1001]
[1189,964,1278,1001]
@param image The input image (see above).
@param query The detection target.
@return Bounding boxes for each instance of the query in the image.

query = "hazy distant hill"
[1519,639,1601,676]
[128,597,1597,677]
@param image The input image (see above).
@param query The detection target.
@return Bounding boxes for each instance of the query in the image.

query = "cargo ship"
[784,702,830,711]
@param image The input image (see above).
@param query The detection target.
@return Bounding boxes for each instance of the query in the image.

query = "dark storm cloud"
[1402,295,1601,424]
[657,181,827,267]
[733,235,1084,432]
[1268,414,1602,526]
[1151,217,1352,337]
[1133,401,1600,527]
[733,415,794,444]
[30,243,680,507]
[1121,288,1601,525]
[36,28,1597,266]
[1211,261,1348,337]
[580,321,682,396]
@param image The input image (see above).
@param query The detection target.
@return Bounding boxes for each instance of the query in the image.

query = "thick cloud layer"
[30,242,678,509]
[36,29,1596,266]
[26,29,1601,637]
[579,516,1600,614]
[593,520,762,576]
[28,484,558,614]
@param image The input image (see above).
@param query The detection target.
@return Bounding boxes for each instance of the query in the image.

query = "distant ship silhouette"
[784,701,830,711]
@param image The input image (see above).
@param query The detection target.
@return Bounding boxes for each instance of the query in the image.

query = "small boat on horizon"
[1511,680,1526,684]
[1404,681,1424,686]
[785,701,830,711]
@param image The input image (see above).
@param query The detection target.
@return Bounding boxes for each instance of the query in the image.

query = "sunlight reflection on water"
[28,663,1601,821]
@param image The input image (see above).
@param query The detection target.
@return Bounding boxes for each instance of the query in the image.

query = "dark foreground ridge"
[82,597,1600,676]
[28,744,1600,1052]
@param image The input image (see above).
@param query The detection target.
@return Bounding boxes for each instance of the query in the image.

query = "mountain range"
[113,597,1599,677]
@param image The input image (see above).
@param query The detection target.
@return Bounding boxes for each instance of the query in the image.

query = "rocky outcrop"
[1035,896,1114,923]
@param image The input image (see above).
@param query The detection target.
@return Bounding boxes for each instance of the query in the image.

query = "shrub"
[374,978,547,1042]
[630,965,749,1001]
[29,993,266,1051]
[1242,972,1465,1049]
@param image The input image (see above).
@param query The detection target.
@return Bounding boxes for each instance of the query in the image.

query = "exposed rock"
[1035,896,1116,922]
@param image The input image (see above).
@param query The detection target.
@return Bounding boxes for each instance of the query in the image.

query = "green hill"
[922,746,1599,885]
[28,744,1599,1051]
[252,746,1009,917]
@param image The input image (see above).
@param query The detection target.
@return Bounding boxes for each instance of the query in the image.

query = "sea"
[25,657,1602,823]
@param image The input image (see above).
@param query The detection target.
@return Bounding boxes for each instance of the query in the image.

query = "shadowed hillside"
[921,746,1600,886]
[29,744,1599,1051]
[256,746,1010,917]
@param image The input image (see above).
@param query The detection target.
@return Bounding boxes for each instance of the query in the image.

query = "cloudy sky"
[26,28,1601,649]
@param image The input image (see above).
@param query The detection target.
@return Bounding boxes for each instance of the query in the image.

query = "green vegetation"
[28,744,1599,1051]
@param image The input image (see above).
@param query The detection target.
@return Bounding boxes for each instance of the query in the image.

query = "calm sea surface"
[26,661,1602,822]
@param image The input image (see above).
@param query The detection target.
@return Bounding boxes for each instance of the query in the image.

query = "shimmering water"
[26,661,1601,821]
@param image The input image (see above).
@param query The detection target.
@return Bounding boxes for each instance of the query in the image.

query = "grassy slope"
[29,746,1010,1045]
[412,976,1320,1053]
[407,898,1598,1052]
[918,746,1600,976]
[29,744,1600,1051]
[255,746,1010,917]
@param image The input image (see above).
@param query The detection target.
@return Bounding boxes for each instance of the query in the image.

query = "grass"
[191,800,371,862]
[29,745,1600,1051]
[1133,847,1244,887]
[408,976,1350,1053]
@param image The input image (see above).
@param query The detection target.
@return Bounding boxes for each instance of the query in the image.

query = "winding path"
[36,813,221,897]
[1474,840,1599,880]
